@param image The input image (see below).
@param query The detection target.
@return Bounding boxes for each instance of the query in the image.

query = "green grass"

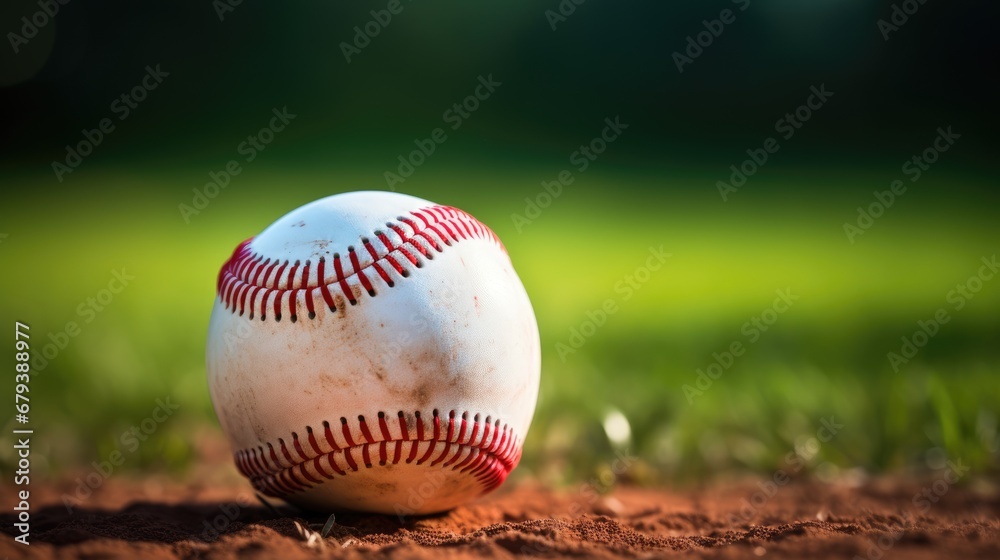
[1,164,998,484]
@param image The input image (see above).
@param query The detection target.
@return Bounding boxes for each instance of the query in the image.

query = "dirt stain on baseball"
[401,411,419,432]
[411,382,432,410]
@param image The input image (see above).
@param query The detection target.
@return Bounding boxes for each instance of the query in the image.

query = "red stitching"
[217,206,503,321]
[397,411,409,441]
[341,418,357,447]
[416,411,442,465]
[343,447,359,472]
[306,426,321,455]
[358,415,375,444]
[323,421,339,451]
[396,243,419,267]
[234,409,522,500]
[349,248,375,297]
[377,412,391,440]
[312,456,330,479]
[272,292,282,322]
[332,254,354,305]
[326,452,346,476]
[378,441,388,466]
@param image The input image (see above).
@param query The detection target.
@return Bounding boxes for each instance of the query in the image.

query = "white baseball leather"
[206,191,540,514]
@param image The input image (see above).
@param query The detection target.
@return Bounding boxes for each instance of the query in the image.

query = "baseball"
[205,191,540,514]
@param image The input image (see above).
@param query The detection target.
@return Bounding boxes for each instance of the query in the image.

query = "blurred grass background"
[1,0,998,487]
[1,166,997,485]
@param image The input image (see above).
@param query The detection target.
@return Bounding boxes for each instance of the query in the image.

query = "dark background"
[2,0,997,177]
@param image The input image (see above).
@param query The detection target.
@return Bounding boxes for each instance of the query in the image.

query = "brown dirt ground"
[1,475,998,559]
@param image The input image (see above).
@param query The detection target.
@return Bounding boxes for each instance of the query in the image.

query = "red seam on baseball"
[326,452,346,476]
[217,206,500,321]
[333,254,354,305]
[323,421,339,451]
[317,258,335,311]
[306,426,322,455]
[343,447,359,472]
[236,410,521,500]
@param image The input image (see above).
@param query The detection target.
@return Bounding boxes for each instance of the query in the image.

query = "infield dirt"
[2,471,997,559]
